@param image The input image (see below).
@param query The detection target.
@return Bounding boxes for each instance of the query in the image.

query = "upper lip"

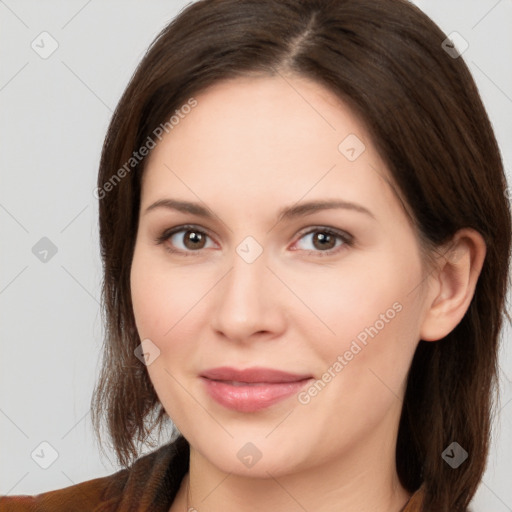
[200,366,313,383]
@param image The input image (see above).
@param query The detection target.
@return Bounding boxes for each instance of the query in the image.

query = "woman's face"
[130,74,430,478]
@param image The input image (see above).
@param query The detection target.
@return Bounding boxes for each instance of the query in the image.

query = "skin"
[129,74,486,512]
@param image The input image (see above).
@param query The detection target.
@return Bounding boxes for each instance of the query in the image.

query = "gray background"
[1,1,511,510]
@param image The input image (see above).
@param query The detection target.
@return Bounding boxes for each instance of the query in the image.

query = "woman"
[1,0,510,510]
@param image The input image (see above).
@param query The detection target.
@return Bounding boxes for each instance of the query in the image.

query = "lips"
[200,366,313,412]
[200,366,312,384]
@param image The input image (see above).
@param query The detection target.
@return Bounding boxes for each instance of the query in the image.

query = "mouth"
[200,366,314,412]
[200,366,312,383]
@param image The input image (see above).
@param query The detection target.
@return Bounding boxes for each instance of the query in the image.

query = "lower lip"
[201,377,313,412]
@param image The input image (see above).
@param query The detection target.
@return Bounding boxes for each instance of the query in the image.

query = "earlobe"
[419,228,486,342]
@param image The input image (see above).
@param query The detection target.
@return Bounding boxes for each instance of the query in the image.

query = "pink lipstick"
[200,366,313,412]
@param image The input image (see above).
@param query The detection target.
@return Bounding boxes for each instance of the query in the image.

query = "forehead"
[146,73,372,168]
[140,74,402,224]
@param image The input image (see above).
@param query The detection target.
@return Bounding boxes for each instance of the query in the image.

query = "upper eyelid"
[162,224,217,243]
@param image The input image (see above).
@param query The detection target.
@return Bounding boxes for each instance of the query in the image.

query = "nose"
[210,246,287,343]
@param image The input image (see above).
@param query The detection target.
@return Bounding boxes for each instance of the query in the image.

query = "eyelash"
[154,224,354,258]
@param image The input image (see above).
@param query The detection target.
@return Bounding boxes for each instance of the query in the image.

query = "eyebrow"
[144,198,375,221]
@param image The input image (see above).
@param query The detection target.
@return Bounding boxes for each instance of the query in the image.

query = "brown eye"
[182,230,207,250]
[294,227,352,256]
[155,225,215,255]
[311,232,337,250]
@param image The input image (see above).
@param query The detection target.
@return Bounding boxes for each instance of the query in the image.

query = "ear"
[419,228,486,342]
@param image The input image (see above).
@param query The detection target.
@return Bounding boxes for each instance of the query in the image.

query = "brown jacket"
[0,436,425,511]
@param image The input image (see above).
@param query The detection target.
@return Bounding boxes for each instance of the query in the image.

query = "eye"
[155,224,216,256]
[155,224,353,257]
[292,227,353,256]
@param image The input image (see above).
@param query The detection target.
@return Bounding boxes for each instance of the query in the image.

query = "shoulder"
[0,435,189,512]
[0,469,128,512]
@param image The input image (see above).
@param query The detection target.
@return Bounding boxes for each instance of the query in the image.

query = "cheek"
[130,248,209,341]
[282,249,422,354]
[130,250,203,420]
[295,284,420,444]
[130,267,169,340]
[291,255,423,423]
[322,260,422,397]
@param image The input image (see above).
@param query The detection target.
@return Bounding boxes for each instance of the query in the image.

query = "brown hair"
[91,0,511,510]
